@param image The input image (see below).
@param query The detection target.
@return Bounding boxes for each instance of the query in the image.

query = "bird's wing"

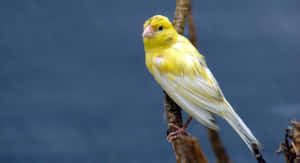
[203,66,225,98]
[151,53,226,117]
[154,72,219,130]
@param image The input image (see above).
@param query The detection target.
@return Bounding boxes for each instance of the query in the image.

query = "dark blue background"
[1,0,299,162]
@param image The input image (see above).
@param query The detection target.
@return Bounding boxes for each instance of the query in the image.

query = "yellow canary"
[142,15,262,152]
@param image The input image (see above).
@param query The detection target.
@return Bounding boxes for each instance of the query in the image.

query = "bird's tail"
[222,100,263,153]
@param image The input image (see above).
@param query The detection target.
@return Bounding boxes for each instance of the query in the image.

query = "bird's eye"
[158,26,163,31]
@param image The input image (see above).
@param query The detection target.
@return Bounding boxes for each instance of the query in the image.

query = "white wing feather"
[151,66,219,130]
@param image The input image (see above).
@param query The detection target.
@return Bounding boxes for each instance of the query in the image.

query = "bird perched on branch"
[142,15,262,153]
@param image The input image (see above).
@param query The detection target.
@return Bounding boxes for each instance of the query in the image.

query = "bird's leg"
[167,116,193,141]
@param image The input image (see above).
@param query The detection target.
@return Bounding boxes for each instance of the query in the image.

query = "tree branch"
[172,0,190,35]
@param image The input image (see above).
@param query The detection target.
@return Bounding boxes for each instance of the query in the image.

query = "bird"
[142,15,262,153]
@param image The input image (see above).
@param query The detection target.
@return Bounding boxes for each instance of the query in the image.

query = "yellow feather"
[144,15,211,82]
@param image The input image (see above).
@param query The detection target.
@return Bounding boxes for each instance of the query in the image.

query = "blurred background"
[0,0,299,162]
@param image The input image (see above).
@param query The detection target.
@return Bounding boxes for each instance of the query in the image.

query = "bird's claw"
[167,123,190,142]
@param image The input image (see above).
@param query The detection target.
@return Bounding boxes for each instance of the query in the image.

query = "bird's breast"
[146,49,203,79]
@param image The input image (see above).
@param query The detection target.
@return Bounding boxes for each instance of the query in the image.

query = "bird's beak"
[143,25,154,38]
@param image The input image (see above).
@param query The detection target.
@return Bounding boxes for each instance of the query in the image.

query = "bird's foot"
[167,123,190,141]
[167,117,193,142]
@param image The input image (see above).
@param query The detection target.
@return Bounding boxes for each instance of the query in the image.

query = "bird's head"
[142,15,178,51]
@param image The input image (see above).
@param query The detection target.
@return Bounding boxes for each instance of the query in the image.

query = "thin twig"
[187,7,198,49]
[173,135,208,163]
[291,120,300,163]
[187,5,231,163]
[206,127,231,163]
[172,0,190,35]
[277,120,300,163]
[164,92,184,162]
